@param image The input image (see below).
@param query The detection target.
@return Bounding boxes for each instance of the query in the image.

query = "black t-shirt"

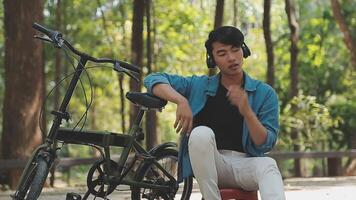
[193,81,245,152]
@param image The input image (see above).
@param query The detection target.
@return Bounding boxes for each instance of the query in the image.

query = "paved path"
[1,176,356,200]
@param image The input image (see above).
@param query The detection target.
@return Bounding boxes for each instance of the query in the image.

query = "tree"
[49,0,62,187]
[129,0,145,126]
[209,0,225,76]
[285,0,302,177]
[330,0,356,69]
[285,0,299,99]
[145,0,160,150]
[232,0,238,26]
[2,0,44,188]
[214,0,225,29]
[117,1,130,133]
[263,0,275,87]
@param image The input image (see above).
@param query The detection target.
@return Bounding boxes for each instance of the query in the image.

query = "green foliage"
[297,1,353,103]
[32,0,134,167]
[152,0,212,75]
[279,92,341,151]
[40,0,132,135]
[327,94,356,149]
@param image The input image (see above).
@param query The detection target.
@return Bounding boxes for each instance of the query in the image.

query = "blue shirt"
[144,72,279,182]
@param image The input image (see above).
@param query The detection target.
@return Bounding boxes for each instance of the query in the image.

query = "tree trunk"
[285,0,299,98]
[50,0,62,187]
[214,0,225,29]
[330,0,356,69]
[2,0,44,189]
[263,0,275,87]
[285,0,303,177]
[59,0,71,186]
[118,2,128,133]
[119,74,126,133]
[144,0,159,150]
[129,0,144,126]
[209,0,225,76]
[232,0,238,27]
[328,158,342,176]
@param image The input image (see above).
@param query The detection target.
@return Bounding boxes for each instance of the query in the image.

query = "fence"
[1,150,356,184]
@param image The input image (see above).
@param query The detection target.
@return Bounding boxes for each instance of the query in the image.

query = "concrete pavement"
[1,176,356,200]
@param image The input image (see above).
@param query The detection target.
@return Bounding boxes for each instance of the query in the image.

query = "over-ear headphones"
[206,53,216,68]
[242,42,251,58]
[206,42,251,68]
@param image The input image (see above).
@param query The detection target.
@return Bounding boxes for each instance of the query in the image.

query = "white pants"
[188,126,286,200]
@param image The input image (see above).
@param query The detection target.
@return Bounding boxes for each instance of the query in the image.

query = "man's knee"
[188,126,215,148]
[255,157,280,177]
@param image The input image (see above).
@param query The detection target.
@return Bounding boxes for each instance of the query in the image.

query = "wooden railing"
[0,155,120,184]
[268,150,356,160]
[1,150,356,182]
[268,150,356,176]
[0,155,121,170]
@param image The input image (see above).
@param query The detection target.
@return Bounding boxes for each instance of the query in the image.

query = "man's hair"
[205,26,245,56]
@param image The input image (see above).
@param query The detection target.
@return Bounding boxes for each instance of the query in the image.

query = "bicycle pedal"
[66,192,82,200]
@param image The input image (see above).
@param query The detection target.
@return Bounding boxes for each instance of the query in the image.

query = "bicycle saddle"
[126,92,167,109]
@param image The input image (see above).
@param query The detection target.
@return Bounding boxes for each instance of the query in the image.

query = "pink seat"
[219,188,258,200]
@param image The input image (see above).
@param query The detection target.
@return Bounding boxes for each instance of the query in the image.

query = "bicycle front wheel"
[25,157,49,200]
[131,149,192,200]
[14,156,50,200]
[12,156,49,200]
[13,161,37,200]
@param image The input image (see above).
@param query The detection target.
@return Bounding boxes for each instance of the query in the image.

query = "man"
[144,26,285,200]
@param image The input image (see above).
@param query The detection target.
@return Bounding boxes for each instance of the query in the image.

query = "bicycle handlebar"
[32,22,140,74]
[33,23,63,45]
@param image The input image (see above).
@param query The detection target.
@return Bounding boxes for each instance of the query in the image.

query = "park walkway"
[1,176,356,200]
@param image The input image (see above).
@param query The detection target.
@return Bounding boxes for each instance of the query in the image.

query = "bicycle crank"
[86,159,118,197]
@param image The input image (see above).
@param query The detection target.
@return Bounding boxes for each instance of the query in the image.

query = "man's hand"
[226,85,250,116]
[174,99,193,135]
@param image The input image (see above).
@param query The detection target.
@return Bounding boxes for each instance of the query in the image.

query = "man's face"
[211,41,244,76]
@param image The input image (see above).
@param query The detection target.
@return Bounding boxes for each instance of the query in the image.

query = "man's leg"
[188,126,230,200]
[230,156,286,200]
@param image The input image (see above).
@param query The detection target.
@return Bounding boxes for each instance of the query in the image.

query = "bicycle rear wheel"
[131,149,192,200]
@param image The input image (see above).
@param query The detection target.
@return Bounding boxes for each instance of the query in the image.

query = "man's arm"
[242,107,267,146]
[227,85,267,145]
[152,83,193,134]
[152,83,193,135]
[144,73,195,135]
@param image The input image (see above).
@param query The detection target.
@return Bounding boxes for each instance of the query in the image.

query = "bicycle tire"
[25,157,50,200]
[12,162,38,200]
[131,149,193,200]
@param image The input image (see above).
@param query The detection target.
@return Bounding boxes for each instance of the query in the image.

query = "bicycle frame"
[56,107,178,199]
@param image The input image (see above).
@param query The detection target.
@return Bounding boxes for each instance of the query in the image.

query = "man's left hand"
[226,85,250,116]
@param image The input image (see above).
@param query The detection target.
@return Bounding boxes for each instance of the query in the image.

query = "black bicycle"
[11,23,192,200]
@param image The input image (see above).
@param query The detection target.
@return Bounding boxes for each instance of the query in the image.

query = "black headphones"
[206,42,251,68]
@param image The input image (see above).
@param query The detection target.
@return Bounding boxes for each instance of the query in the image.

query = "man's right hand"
[152,83,193,135]
[174,98,193,135]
